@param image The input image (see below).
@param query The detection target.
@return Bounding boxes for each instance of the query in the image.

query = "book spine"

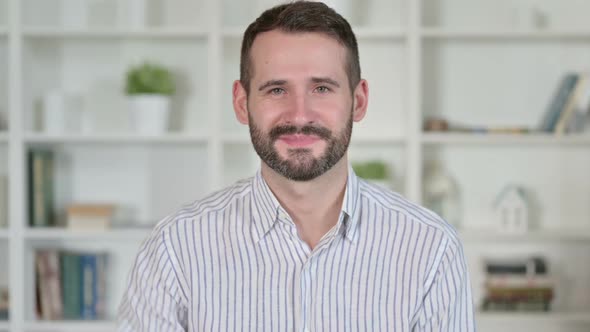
[541,74,578,132]
[29,151,45,227]
[60,252,82,319]
[80,254,97,319]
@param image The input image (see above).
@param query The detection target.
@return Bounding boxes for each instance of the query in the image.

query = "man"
[118,1,475,331]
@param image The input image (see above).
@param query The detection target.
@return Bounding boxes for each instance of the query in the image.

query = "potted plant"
[352,160,391,189]
[125,61,175,134]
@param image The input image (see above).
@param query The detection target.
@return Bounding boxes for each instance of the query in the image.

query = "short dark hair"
[240,1,361,93]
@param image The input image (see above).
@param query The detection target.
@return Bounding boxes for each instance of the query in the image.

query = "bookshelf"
[2,0,590,331]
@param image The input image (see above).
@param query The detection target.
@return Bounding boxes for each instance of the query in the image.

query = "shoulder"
[149,177,253,236]
[358,178,460,247]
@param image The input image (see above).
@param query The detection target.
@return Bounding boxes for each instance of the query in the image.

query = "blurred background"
[1,0,590,331]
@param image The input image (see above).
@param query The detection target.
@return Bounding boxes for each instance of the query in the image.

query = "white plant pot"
[128,94,171,135]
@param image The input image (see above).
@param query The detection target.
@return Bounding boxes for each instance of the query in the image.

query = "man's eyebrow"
[258,80,287,91]
[311,77,340,88]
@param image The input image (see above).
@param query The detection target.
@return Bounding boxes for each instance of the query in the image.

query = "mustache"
[269,124,332,141]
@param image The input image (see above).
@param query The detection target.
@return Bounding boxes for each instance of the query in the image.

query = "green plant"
[125,62,176,96]
[352,160,389,180]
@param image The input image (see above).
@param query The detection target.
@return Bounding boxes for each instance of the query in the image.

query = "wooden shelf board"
[24,320,116,331]
[25,133,209,145]
[23,27,208,39]
[422,28,590,39]
[422,132,590,145]
[24,228,152,241]
[459,228,590,242]
[477,311,590,324]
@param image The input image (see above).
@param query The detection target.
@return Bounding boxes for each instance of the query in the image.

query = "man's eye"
[269,88,284,95]
[315,86,330,93]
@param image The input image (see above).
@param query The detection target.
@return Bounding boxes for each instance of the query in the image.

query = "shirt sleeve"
[413,239,476,331]
[117,229,188,332]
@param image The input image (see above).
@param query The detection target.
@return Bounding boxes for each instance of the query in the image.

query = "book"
[555,73,589,134]
[60,252,82,319]
[0,287,8,320]
[485,274,554,289]
[484,256,547,275]
[28,149,55,227]
[35,250,63,320]
[539,73,579,132]
[482,299,550,312]
[80,253,108,320]
[66,204,114,230]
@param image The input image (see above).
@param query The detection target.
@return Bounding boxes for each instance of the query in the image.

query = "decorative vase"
[128,94,170,134]
[127,0,147,29]
[423,160,461,227]
[42,91,85,134]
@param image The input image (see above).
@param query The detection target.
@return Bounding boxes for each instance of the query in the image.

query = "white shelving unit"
[1,0,590,331]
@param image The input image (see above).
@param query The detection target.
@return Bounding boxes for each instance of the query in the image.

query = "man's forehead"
[248,30,348,76]
[249,30,346,54]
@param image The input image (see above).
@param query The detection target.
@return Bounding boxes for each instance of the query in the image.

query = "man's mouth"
[278,134,321,147]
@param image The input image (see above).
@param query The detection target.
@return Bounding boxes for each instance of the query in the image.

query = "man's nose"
[283,93,318,126]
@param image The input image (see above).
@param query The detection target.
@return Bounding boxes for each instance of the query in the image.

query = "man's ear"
[352,79,369,122]
[233,80,249,125]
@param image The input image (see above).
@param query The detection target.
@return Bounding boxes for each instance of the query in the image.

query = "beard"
[248,110,353,182]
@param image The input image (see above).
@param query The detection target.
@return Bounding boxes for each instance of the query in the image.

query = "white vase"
[128,94,170,135]
[42,91,85,134]
[423,160,461,227]
[127,0,147,29]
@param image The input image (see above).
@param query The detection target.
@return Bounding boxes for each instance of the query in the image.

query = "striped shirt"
[117,166,476,331]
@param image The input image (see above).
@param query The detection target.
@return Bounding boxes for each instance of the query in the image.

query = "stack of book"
[35,249,108,320]
[482,256,554,312]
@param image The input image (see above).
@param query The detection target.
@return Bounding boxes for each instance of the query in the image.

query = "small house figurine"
[493,185,529,234]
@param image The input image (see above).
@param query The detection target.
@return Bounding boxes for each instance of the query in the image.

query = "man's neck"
[261,157,349,250]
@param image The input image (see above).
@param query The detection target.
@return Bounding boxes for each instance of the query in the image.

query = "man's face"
[239,30,357,181]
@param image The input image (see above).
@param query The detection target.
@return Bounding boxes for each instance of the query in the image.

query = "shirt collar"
[250,165,362,244]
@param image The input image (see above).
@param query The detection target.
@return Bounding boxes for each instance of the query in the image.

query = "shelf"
[24,320,115,332]
[353,27,406,40]
[25,133,209,145]
[221,133,406,145]
[23,27,208,39]
[422,132,590,145]
[476,311,590,324]
[459,229,590,242]
[24,228,152,241]
[222,26,406,40]
[0,229,8,239]
[0,28,6,37]
[0,321,8,330]
[421,28,590,40]
[0,132,7,143]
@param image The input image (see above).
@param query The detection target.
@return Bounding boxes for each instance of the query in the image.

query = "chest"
[185,227,425,331]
